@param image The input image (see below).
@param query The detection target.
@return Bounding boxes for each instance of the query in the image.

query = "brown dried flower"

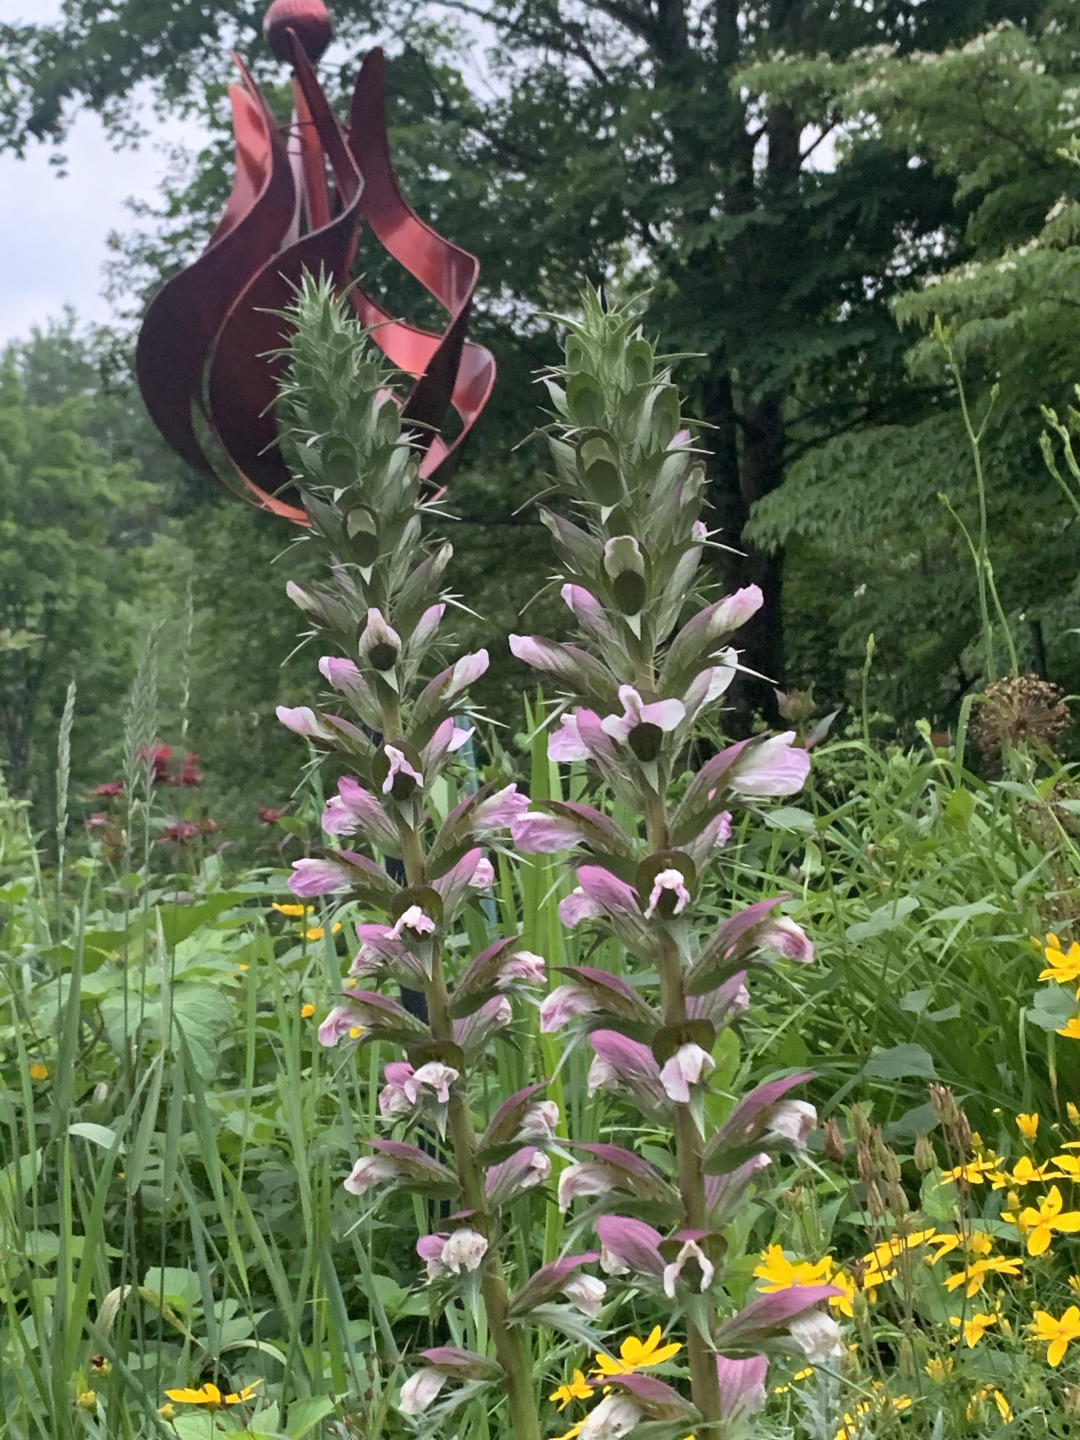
[971,674,1071,760]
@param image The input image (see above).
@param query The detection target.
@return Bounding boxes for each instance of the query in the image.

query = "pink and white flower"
[318,1004,366,1048]
[558,1162,614,1212]
[758,916,814,963]
[765,1100,817,1148]
[715,1355,768,1421]
[398,1368,447,1415]
[659,1043,715,1103]
[343,1153,399,1196]
[382,745,423,796]
[581,1395,642,1440]
[789,1310,843,1363]
[601,686,685,746]
[485,1146,552,1207]
[563,1273,606,1318]
[379,1061,416,1116]
[406,1061,459,1106]
[511,812,582,851]
[391,905,436,939]
[548,711,590,763]
[644,867,691,919]
[728,732,810,797]
[471,857,496,889]
[472,784,530,835]
[440,1228,489,1275]
[558,888,604,928]
[662,1237,715,1298]
[516,1100,560,1143]
[289,857,352,897]
[276,705,334,741]
[539,984,600,1033]
[499,951,546,988]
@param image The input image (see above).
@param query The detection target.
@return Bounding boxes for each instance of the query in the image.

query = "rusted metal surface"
[135,0,494,522]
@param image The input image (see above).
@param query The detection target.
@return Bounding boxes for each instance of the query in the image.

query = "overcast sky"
[0,0,204,347]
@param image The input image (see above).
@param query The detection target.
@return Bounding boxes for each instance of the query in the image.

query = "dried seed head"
[972,674,1071,760]
[849,1105,872,1145]
[865,1180,887,1220]
[856,1143,874,1186]
[913,1133,936,1173]
[928,1084,957,1129]
[886,1179,909,1217]
[823,1117,846,1163]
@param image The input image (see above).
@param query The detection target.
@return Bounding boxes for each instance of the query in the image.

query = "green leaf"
[862,1043,937,1081]
[927,899,999,923]
[285,1396,336,1438]
[762,806,817,833]
[1027,985,1077,1033]
[846,896,919,942]
[69,1122,119,1149]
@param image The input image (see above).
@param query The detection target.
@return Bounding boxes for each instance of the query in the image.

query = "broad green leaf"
[862,1043,937,1081]
[846,895,919,942]
[285,1396,337,1438]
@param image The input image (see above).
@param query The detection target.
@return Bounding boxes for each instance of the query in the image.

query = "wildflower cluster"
[269,281,836,1438]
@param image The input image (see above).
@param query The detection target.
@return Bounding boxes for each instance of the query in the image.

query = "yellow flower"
[552,1423,586,1440]
[828,1270,855,1318]
[967,1386,1012,1423]
[1057,1017,1080,1040]
[939,1156,1007,1187]
[301,1003,315,1019]
[833,1386,910,1440]
[1011,1156,1063,1185]
[29,1063,48,1081]
[1041,936,1080,984]
[1032,1306,1080,1366]
[76,1391,98,1412]
[924,1357,952,1382]
[754,1245,834,1292]
[593,1328,681,1378]
[1054,1154,1080,1180]
[949,1311,997,1348]
[943,1254,1022,1297]
[1069,1102,1080,1126]
[1017,1113,1040,1140]
[158,1403,176,1420]
[1007,1185,1080,1256]
[550,1371,592,1411]
[165,1384,224,1410]
[163,1381,259,1409]
[273,903,310,918]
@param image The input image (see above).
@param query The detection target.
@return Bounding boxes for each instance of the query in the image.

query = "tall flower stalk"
[508,292,836,1432]
[275,278,838,1440]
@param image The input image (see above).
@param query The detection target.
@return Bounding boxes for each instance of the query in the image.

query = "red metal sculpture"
[135,0,494,523]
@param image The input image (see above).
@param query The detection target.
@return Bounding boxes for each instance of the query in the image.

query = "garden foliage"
[5,282,1080,1440]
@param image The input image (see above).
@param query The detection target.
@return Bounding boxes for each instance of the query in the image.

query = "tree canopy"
[2,0,1079,750]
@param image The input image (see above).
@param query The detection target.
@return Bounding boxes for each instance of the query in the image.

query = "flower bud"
[602,535,646,615]
[358,608,401,671]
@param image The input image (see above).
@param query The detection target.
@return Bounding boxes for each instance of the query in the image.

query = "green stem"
[949,348,1018,679]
